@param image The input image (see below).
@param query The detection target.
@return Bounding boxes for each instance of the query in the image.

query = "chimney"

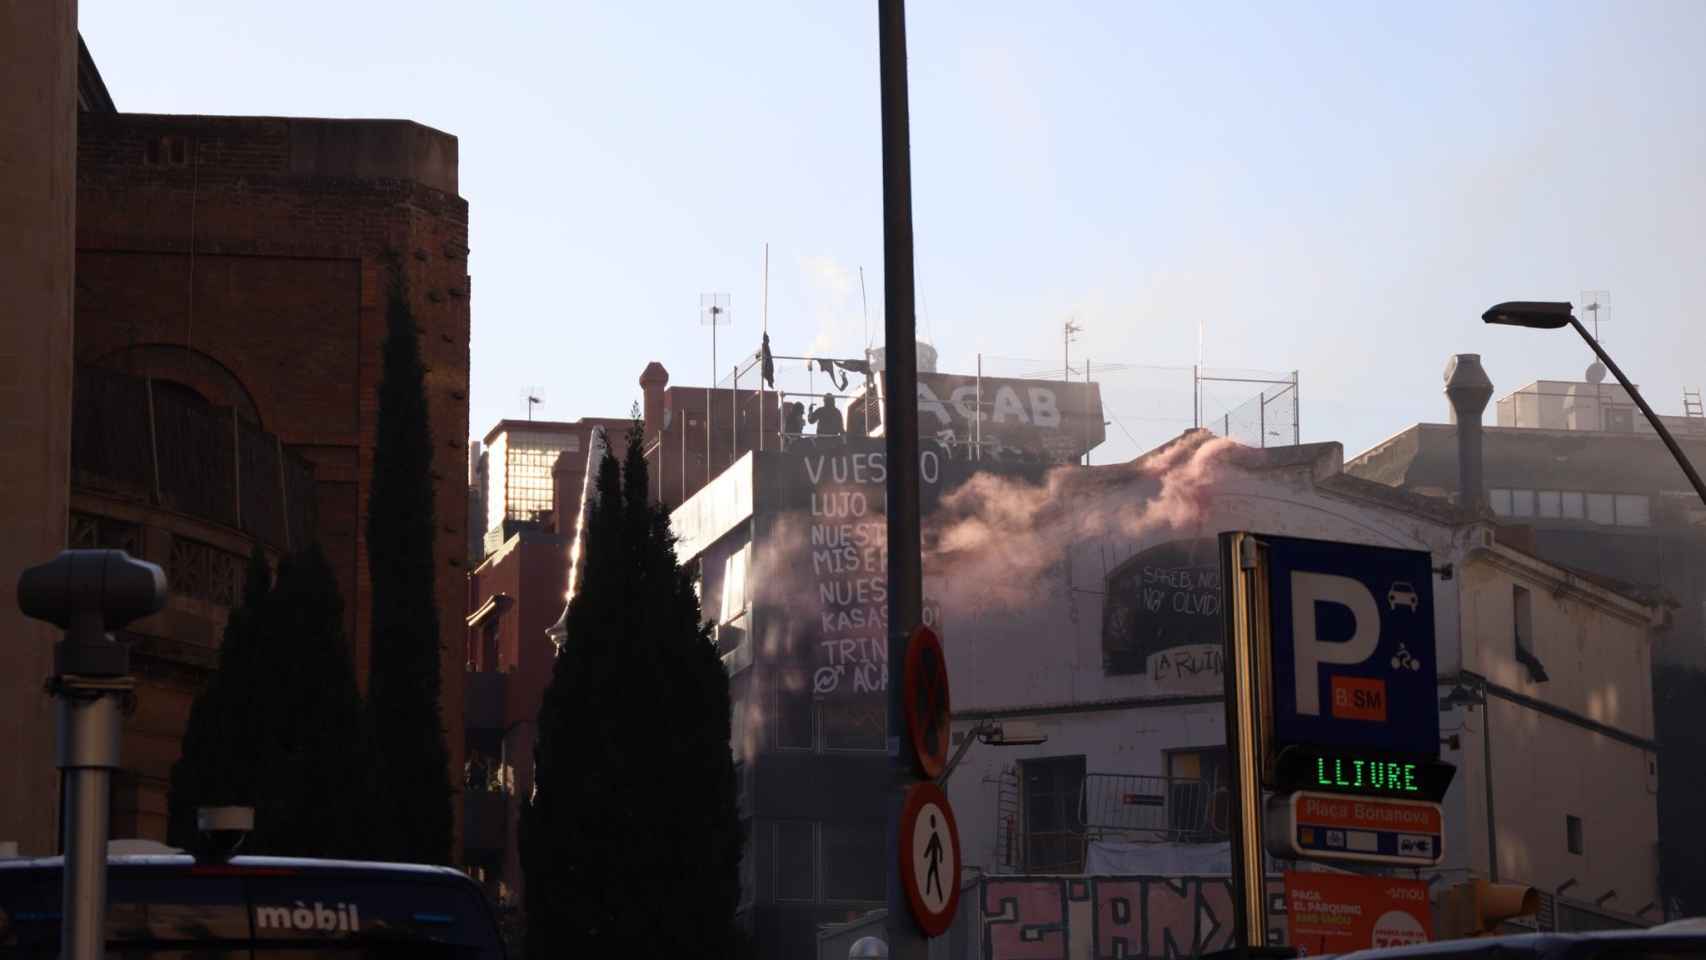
[640,362,670,439]
[1444,354,1494,513]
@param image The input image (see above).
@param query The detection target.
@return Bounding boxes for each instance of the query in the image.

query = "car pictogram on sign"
[1386,581,1419,612]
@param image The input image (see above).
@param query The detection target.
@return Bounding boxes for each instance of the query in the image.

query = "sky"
[82,1,1706,461]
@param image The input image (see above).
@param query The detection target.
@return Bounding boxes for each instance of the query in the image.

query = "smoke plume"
[923,431,1240,611]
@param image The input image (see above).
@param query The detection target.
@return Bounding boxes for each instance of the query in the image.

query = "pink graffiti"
[982,876,1286,960]
[982,879,1068,960]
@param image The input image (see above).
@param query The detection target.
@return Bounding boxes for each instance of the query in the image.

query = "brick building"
[61,85,473,840]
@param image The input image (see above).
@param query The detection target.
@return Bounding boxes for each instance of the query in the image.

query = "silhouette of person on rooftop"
[809,393,844,437]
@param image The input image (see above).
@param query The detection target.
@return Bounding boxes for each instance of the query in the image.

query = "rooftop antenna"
[1580,290,1610,383]
[700,292,731,474]
[860,266,871,349]
[1063,317,1082,381]
[520,386,546,421]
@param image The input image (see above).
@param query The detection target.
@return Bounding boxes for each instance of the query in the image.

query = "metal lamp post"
[18,549,167,960]
[1482,300,1706,508]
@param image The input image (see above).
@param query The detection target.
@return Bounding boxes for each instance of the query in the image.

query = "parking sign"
[1264,535,1438,759]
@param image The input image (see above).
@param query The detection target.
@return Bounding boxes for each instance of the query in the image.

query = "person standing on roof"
[809,393,844,437]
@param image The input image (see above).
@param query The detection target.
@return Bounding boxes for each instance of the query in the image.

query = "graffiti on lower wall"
[980,876,1286,960]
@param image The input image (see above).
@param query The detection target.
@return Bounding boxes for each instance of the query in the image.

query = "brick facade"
[74,112,471,851]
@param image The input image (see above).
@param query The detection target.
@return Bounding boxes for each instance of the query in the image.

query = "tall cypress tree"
[168,545,272,850]
[521,422,742,958]
[1656,665,1706,916]
[365,272,453,864]
[168,544,373,858]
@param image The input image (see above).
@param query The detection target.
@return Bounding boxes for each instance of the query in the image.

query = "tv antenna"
[700,293,731,469]
[1580,290,1610,341]
[1063,317,1083,381]
[1580,290,1610,383]
[520,386,546,421]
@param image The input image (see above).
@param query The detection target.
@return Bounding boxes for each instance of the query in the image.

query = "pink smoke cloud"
[923,432,1241,611]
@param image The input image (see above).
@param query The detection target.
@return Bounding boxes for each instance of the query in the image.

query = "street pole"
[18,549,165,960]
[1220,533,1268,950]
[878,1,926,956]
[1566,316,1706,508]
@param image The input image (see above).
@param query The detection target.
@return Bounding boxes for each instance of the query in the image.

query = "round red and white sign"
[899,781,962,937]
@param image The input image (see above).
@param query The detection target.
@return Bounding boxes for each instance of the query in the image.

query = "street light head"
[980,719,1048,747]
[18,549,166,633]
[1481,301,1574,329]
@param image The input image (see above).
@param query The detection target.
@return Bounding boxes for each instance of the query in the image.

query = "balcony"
[464,670,508,732]
[992,770,1227,874]
[71,365,318,551]
[1080,773,1229,844]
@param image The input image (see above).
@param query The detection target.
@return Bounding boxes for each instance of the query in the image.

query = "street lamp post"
[1482,301,1706,508]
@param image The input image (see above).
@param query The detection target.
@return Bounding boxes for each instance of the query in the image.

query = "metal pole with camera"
[18,549,166,960]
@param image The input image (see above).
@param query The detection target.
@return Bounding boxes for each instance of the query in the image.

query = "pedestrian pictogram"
[902,624,951,779]
[899,780,961,937]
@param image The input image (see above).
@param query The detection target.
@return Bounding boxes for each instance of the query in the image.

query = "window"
[1022,755,1087,873]
[821,822,886,902]
[1567,815,1584,855]
[1537,490,1561,519]
[1511,489,1535,517]
[821,700,886,751]
[1561,491,1585,519]
[774,821,817,902]
[1615,494,1651,526]
[1490,488,1513,516]
[1587,493,1616,525]
[1513,585,1548,683]
[774,671,814,750]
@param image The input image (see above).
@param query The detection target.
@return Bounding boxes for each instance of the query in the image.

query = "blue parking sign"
[1264,535,1438,757]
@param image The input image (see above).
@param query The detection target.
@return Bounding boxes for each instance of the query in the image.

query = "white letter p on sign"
[1291,571,1380,716]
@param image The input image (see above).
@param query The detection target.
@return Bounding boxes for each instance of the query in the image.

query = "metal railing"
[992,773,1229,875]
[1079,772,1230,844]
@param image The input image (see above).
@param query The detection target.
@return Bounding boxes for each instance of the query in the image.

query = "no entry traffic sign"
[899,781,962,937]
[903,625,951,779]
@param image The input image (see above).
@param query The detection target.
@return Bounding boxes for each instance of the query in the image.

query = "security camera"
[195,806,254,862]
[17,550,167,678]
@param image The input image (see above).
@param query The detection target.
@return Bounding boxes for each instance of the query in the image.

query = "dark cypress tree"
[168,544,373,858]
[168,545,272,850]
[1656,665,1706,916]
[365,272,453,864]
[522,422,742,958]
[253,545,374,858]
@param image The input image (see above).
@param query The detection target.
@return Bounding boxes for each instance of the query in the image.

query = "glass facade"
[485,428,581,530]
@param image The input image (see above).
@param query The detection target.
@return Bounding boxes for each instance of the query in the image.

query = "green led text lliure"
[1314,756,1421,794]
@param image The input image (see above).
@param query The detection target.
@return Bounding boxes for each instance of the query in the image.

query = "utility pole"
[878,1,926,958]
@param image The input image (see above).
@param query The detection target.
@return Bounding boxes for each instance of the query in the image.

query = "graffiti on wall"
[980,875,1285,960]
[1101,539,1225,692]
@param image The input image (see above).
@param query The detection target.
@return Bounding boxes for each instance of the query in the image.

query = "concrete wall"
[0,0,77,856]
[1452,548,1660,912]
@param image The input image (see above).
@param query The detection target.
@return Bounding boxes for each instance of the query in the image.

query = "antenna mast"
[700,292,731,479]
[520,386,545,421]
[1063,317,1082,381]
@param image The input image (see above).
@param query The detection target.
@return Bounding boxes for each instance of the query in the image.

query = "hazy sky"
[83,1,1705,460]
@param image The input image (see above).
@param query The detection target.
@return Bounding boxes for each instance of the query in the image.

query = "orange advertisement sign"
[1295,794,1442,833]
[1284,871,1431,956]
[1330,675,1388,722]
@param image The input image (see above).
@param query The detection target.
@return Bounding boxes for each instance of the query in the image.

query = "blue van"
[0,854,506,958]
